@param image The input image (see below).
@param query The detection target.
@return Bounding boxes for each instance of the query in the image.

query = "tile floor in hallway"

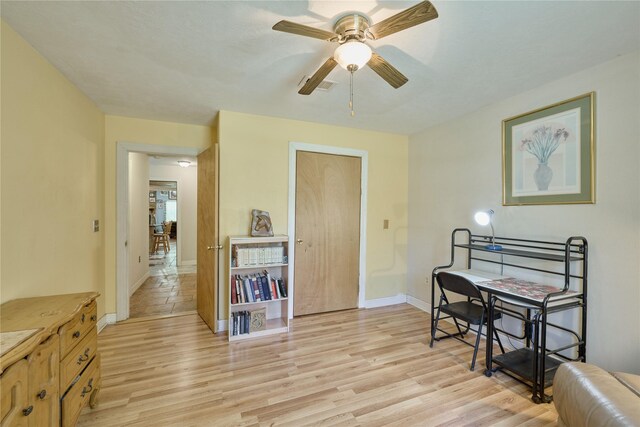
[129,238,197,318]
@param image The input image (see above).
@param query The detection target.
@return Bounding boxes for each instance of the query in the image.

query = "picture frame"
[149,197,156,203]
[502,92,595,206]
[169,190,177,200]
[250,209,273,237]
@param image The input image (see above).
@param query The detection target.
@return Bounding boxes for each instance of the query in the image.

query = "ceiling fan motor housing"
[334,14,370,43]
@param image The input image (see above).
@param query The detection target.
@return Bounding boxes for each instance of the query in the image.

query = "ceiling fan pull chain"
[350,70,355,117]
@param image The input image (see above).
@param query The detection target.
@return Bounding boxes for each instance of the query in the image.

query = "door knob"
[207,245,224,250]
[296,239,304,245]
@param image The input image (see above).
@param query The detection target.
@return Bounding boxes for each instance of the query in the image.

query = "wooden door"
[294,151,361,316]
[27,334,59,426]
[197,144,219,333]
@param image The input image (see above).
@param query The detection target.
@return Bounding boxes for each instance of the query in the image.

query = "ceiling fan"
[273,1,439,96]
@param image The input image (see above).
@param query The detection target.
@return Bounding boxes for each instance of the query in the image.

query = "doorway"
[287,143,368,319]
[128,161,198,319]
[116,142,218,323]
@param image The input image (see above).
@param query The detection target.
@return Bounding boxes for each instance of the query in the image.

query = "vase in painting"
[534,163,553,191]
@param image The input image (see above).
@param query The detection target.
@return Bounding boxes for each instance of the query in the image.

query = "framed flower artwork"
[502,92,595,205]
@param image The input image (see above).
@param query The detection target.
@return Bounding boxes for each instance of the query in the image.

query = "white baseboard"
[130,271,150,296]
[407,295,431,313]
[181,260,197,266]
[98,313,117,333]
[364,293,407,308]
[217,319,228,332]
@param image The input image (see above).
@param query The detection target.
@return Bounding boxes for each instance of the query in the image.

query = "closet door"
[294,151,361,316]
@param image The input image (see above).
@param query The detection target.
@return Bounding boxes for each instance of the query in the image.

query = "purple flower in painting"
[519,124,570,164]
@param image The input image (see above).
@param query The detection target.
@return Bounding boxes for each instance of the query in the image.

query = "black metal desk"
[432,229,588,403]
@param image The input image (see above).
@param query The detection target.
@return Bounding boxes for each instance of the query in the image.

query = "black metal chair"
[430,271,504,371]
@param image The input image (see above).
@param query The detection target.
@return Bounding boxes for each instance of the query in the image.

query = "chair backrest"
[436,272,483,300]
[162,221,172,235]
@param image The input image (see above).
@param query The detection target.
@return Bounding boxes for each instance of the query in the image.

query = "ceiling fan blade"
[366,1,438,40]
[367,52,408,89]
[273,20,339,41]
[299,57,338,95]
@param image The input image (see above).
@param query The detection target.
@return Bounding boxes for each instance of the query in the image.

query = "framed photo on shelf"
[503,92,594,206]
[149,197,156,203]
[169,190,177,200]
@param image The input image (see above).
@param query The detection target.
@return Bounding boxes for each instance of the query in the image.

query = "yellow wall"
[0,21,106,312]
[103,115,214,312]
[218,111,409,318]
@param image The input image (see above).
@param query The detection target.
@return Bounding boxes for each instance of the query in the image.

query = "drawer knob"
[22,406,33,416]
[77,349,91,365]
[73,331,80,339]
[37,389,47,400]
[90,314,97,322]
[81,379,94,398]
[81,313,86,323]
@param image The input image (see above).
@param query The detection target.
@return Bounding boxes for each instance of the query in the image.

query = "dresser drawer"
[60,329,97,392]
[61,354,100,427]
[58,301,97,358]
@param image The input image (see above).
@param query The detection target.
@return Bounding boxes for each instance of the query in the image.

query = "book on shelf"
[231,309,267,336]
[233,246,287,268]
[231,273,287,306]
[249,308,266,332]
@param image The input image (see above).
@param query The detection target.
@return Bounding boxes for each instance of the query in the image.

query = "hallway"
[129,238,197,318]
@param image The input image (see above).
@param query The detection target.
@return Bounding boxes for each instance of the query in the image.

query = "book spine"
[278,278,287,298]
[255,275,265,301]
[242,276,253,303]
[251,277,261,301]
[261,274,271,300]
[231,276,237,304]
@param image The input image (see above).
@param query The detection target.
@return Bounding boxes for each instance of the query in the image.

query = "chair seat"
[441,301,502,325]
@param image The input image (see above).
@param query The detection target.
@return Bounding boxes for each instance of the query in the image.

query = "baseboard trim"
[364,293,407,309]
[130,271,150,296]
[406,295,431,313]
[217,319,228,332]
[181,260,197,266]
[98,313,117,333]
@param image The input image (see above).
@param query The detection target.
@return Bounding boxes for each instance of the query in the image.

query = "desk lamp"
[474,209,502,251]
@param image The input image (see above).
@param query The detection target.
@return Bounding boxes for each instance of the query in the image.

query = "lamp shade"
[474,211,491,226]
[334,41,372,71]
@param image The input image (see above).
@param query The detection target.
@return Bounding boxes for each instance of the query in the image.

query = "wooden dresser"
[0,293,100,426]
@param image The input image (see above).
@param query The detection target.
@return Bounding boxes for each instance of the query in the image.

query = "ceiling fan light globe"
[334,41,372,71]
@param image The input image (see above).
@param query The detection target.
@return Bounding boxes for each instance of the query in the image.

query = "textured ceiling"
[2,1,639,135]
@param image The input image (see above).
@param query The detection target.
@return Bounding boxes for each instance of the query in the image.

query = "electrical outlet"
[425,276,429,285]
[138,256,141,263]
[383,219,390,229]
[92,219,100,232]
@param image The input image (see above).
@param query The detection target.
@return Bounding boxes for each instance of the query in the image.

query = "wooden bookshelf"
[227,235,289,341]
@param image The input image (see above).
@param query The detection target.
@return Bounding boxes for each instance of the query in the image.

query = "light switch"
[383,219,389,229]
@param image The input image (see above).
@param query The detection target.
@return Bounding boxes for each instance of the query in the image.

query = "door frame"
[287,142,368,319]
[116,141,201,321]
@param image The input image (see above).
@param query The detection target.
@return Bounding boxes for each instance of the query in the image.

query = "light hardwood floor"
[78,304,558,426]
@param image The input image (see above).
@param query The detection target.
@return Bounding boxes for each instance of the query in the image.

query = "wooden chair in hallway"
[153,221,172,254]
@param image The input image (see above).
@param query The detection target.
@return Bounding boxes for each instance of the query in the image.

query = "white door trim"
[287,142,368,318]
[116,141,201,321]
